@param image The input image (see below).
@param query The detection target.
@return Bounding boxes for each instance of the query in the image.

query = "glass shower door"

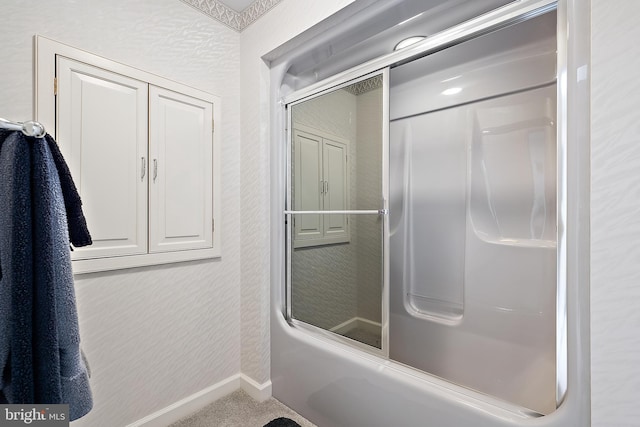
[388,11,558,414]
[286,72,388,351]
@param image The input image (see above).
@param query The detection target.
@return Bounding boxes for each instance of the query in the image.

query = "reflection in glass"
[288,74,384,349]
[291,214,383,348]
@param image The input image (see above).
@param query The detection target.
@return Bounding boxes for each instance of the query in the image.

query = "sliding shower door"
[388,11,558,414]
[283,6,560,416]
[286,73,388,351]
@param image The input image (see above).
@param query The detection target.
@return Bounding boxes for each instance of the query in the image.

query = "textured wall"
[0,1,241,426]
[239,0,356,384]
[591,1,640,425]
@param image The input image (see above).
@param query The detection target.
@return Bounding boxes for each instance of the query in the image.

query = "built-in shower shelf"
[472,234,557,248]
[406,293,464,323]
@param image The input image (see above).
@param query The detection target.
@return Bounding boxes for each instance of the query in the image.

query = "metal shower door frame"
[279,0,568,409]
[284,68,391,357]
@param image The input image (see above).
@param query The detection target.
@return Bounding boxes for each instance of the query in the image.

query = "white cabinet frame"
[292,124,350,248]
[35,35,222,274]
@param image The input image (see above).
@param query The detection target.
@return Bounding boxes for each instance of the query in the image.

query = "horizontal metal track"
[283,0,556,106]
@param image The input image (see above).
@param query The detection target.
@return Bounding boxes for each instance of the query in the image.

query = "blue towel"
[44,134,92,248]
[0,133,92,280]
[0,130,35,403]
[0,130,93,420]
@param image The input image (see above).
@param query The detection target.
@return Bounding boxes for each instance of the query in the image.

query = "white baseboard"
[240,374,272,402]
[126,373,272,427]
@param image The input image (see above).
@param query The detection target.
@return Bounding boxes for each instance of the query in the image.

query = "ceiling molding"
[181,0,284,32]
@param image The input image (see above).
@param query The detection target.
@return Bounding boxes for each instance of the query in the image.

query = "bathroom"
[0,0,637,426]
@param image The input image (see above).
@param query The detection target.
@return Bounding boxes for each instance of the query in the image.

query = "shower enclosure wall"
[388,12,557,414]
[271,1,589,426]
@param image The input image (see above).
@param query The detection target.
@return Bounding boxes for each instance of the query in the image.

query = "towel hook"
[0,117,47,138]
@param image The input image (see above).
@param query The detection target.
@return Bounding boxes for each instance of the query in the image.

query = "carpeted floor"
[169,389,317,427]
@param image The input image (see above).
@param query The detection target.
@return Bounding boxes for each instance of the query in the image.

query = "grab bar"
[284,209,388,215]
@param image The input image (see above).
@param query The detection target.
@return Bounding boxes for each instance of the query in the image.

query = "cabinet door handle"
[320,180,324,194]
[153,159,158,182]
[325,181,329,194]
[141,157,146,181]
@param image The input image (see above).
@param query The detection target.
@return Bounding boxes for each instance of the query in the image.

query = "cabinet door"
[292,127,350,247]
[293,129,323,245]
[56,56,149,259]
[148,86,213,253]
[322,137,349,239]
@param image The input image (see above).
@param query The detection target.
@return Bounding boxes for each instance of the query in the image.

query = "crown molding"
[181,0,283,32]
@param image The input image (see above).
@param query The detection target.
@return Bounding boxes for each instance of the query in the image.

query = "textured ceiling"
[181,0,283,31]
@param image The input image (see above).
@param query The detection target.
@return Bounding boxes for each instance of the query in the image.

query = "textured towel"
[30,135,64,405]
[44,134,92,248]
[0,130,35,403]
[0,130,93,420]
[264,417,302,427]
[0,133,91,278]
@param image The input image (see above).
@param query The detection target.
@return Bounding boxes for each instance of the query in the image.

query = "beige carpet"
[169,389,317,427]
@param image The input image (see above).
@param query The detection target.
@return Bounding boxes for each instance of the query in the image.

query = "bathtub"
[269,1,590,426]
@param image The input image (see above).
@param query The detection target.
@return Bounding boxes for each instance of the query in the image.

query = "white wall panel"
[0,1,240,426]
[591,1,640,425]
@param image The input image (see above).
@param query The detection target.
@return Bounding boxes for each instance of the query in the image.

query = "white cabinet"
[56,57,149,259]
[293,126,349,248]
[38,37,221,273]
[293,129,322,242]
[148,86,213,253]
